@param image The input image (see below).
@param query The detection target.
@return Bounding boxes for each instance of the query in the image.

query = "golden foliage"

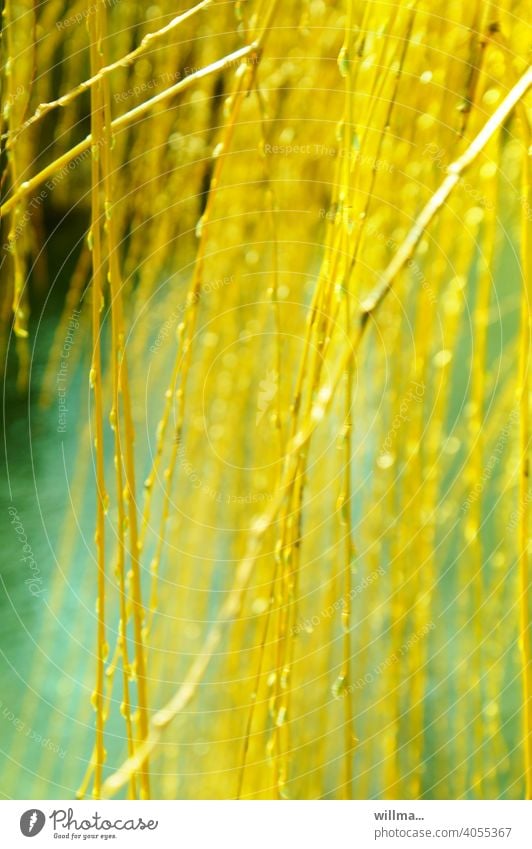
[1,0,531,799]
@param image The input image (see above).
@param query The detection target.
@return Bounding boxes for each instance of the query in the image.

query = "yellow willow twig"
[86,2,108,802]
[519,125,532,799]
[260,1,372,791]
[469,150,498,798]
[3,0,34,386]
[97,2,138,799]
[292,0,414,471]
[135,0,279,634]
[0,40,260,220]
[255,81,283,451]
[5,0,214,144]
[453,18,502,799]
[99,63,532,799]
[97,12,151,800]
[38,245,91,407]
[360,67,532,316]
[132,13,282,774]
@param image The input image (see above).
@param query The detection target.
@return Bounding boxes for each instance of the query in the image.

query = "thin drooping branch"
[359,66,532,316]
[0,40,259,219]
[519,122,532,798]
